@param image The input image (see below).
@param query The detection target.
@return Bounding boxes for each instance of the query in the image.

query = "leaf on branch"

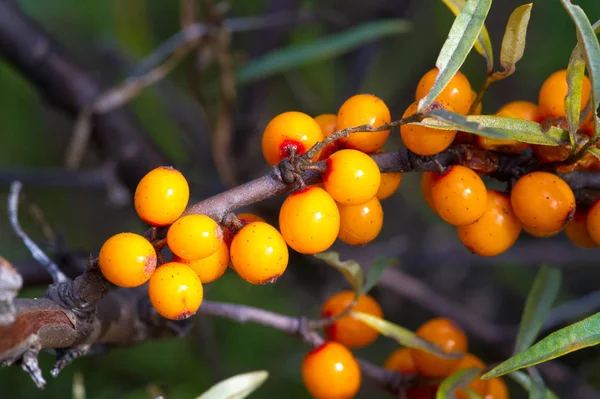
[561,0,600,140]
[514,266,562,354]
[436,367,481,399]
[508,371,560,399]
[587,146,600,160]
[440,0,494,72]
[565,46,586,144]
[483,311,600,379]
[315,252,364,296]
[418,0,492,112]
[350,311,463,360]
[361,257,397,295]
[195,370,268,399]
[236,20,412,84]
[527,368,546,399]
[497,4,533,77]
[420,109,569,145]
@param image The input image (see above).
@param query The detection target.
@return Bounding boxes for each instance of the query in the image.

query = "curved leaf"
[498,4,533,76]
[587,146,600,160]
[420,109,569,145]
[436,368,481,399]
[483,311,600,379]
[315,252,363,296]
[514,266,562,354]
[508,371,559,399]
[440,0,494,71]
[350,311,463,360]
[196,370,268,399]
[418,0,492,112]
[361,258,397,295]
[528,368,546,399]
[237,20,412,84]
[565,46,586,142]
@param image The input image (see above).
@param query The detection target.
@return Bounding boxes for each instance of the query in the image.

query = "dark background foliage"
[1,0,600,398]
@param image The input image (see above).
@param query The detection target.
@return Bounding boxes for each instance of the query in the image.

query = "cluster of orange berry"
[301,291,507,399]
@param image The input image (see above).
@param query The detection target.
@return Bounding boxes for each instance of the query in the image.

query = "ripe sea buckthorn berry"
[279,186,340,254]
[410,317,467,377]
[449,353,488,399]
[416,68,473,115]
[539,69,591,119]
[384,348,416,373]
[323,149,381,205]
[470,90,482,115]
[262,111,324,165]
[321,290,383,348]
[400,101,457,156]
[421,172,437,211]
[375,151,402,200]
[565,211,598,249]
[230,221,289,284]
[457,190,522,257]
[173,241,229,283]
[134,166,189,226]
[510,172,575,237]
[336,94,391,153]
[302,341,361,399]
[485,378,508,399]
[148,262,203,320]
[430,165,488,226]
[223,213,266,248]
[337,197,384,246]
[477,102,538,154]
[98,232,157,288]
[167,214,222,261]
[586,200,600,245]
[315,113,339,159]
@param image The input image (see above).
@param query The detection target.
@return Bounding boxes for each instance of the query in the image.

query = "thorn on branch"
[8,181,69,284]
[51,345,91,377]
[21,347,45,389]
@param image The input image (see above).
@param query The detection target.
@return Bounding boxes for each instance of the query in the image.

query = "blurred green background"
[2,0,600,398]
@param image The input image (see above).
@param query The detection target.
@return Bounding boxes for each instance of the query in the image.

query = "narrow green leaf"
[420,109,569,145]
[528,368,546,399]
[587,146,600,160]
[498,4,533,75]
[436,368,481,399]
[196,371,268,399]
[361,258,397,295]
[509,371,560,399]
[565,46,586,143]
[440,0,494,71]
[237,20,412,84]
[514,266,562,354]
[350,311,463,360]
[483,311,600,379]
[561,0,600,140]
[418,0,492,112]
[315,252,364,295]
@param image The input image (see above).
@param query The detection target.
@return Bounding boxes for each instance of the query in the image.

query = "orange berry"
[485,378,509,399]
[470,90,482,115]
[230,221,289,284]
[324,149,381,205]
[410,317,467,377]
[416,68,473,115]
[384,348,416,373]
[262,111,324,165]
[431,165,488,226]
[336,94,391,153]
[421,172,437,211]
[449,353,488,399]
[315,113,339,159]
[223,213,266,248]
[510,172,575,237]
[457,190,522,256]
[400,101,457,156]
[477,102,538,154]
[98,232,157,288]
[167,214,223,261]
[134,166,189,226]
[565,211,598,248]
[173,241,229,283]
[539,69,591,119]
[302,342,361,399]
[337,197,383,246]
[321,291,383,348]
[377,171,402,200]
[586,200,600,245]
[148,262,203,320]
[279,187,340,254]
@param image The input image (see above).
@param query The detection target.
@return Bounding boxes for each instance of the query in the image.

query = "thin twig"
[8,182,68,284]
